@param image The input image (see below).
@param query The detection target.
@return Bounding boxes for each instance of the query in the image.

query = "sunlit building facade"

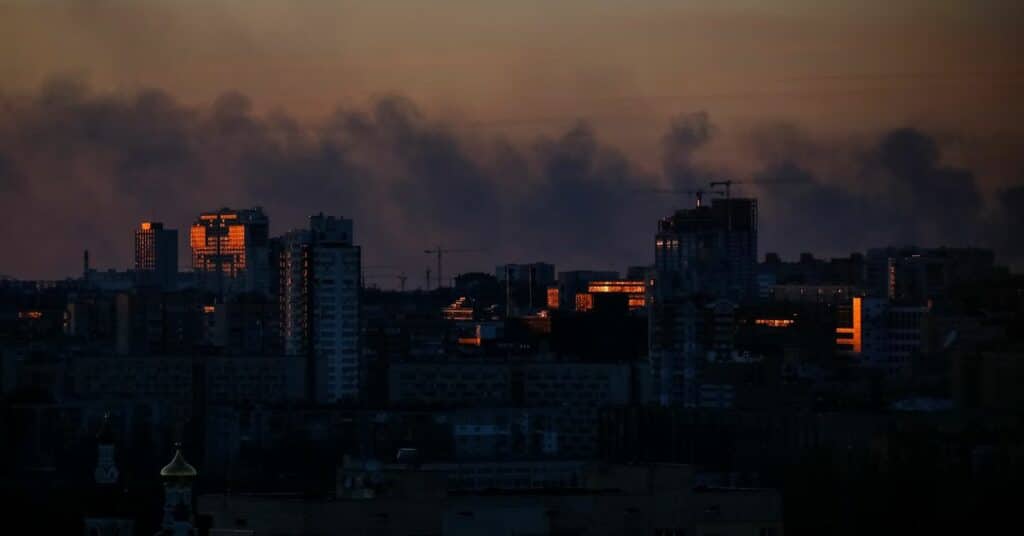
[190,207,270,296]
[135,221,178,290]
[279,214,361,403]
[836,296,932,376]
[586,280,646,310]
[553,270,619,311]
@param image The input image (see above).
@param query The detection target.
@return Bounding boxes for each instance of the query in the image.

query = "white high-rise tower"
[279,213,361,404]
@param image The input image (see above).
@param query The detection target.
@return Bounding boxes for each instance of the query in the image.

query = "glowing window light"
[575,293,594,312]
[547,288,559,309]
[755,318,794,328]
[587,281,646,293]
[835,296,862,353]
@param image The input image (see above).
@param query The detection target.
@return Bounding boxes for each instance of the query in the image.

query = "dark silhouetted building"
[865,246,995,303]
[650,197,758,407]
[497,262,556,315]
[654,198,757,301]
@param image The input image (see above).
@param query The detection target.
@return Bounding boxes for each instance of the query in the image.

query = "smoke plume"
[0,77,1020,282]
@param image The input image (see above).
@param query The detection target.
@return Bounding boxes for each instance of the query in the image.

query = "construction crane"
[633,187,722,207]
[423,246,480,289]
[709,177,808,198]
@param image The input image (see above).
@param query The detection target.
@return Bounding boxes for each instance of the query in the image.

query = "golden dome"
[160,446,197,478]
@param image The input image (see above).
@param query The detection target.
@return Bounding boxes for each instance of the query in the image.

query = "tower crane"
[423,246,481,290]
[709,177,807,198]
[633,187,722,207]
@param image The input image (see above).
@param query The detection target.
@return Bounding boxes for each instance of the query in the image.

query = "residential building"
[654,198,757,302]
[279,214,361,404]
[650,198,758,407]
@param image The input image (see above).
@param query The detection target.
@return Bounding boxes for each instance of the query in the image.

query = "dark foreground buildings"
[1,199,1023,535]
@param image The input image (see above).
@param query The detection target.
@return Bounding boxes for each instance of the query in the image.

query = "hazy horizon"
[2,0,1022,281]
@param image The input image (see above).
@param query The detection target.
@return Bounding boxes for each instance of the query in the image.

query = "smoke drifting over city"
[5,3,1024,534]
[0,76,1021,280]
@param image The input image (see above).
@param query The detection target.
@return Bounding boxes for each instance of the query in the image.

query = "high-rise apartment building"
[134,221,178,290]
[279,214,361,404]
[190,207,270,296]
[650,197,758,406]
[654,198,757,301]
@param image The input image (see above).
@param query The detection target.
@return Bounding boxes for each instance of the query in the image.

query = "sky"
[1,0,1022,282]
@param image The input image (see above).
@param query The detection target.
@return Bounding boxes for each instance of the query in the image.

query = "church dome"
[160,446,197,479]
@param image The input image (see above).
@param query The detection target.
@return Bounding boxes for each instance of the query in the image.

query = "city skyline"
[4,3,1023,535]
[2,1,1023,280]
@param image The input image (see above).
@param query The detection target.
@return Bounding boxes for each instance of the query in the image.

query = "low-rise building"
[198,462,783,536]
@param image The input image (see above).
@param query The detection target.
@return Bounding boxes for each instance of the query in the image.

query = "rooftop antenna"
[685,189,721,208]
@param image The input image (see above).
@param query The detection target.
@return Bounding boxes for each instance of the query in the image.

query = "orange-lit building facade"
[835,296,863,353]
[135,221,178,289]
[554,270,620,311]
[835,295,932,375]
[754,318,795,328]
[190,207,269,295]
[546,287,559,310]
[586,280,646,310]
[575,293,595,312]
[564,281,649,313]
[443,297,475,321]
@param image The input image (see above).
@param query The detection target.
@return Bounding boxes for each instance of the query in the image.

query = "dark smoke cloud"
[0,152,21,193]
[752,161,897,254]
[661,111,715,188]
[0,77,658,280]
[522,122,656,267]
[869,128,984,246]
[0,77,1020,281]
[745,123,1014,262]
